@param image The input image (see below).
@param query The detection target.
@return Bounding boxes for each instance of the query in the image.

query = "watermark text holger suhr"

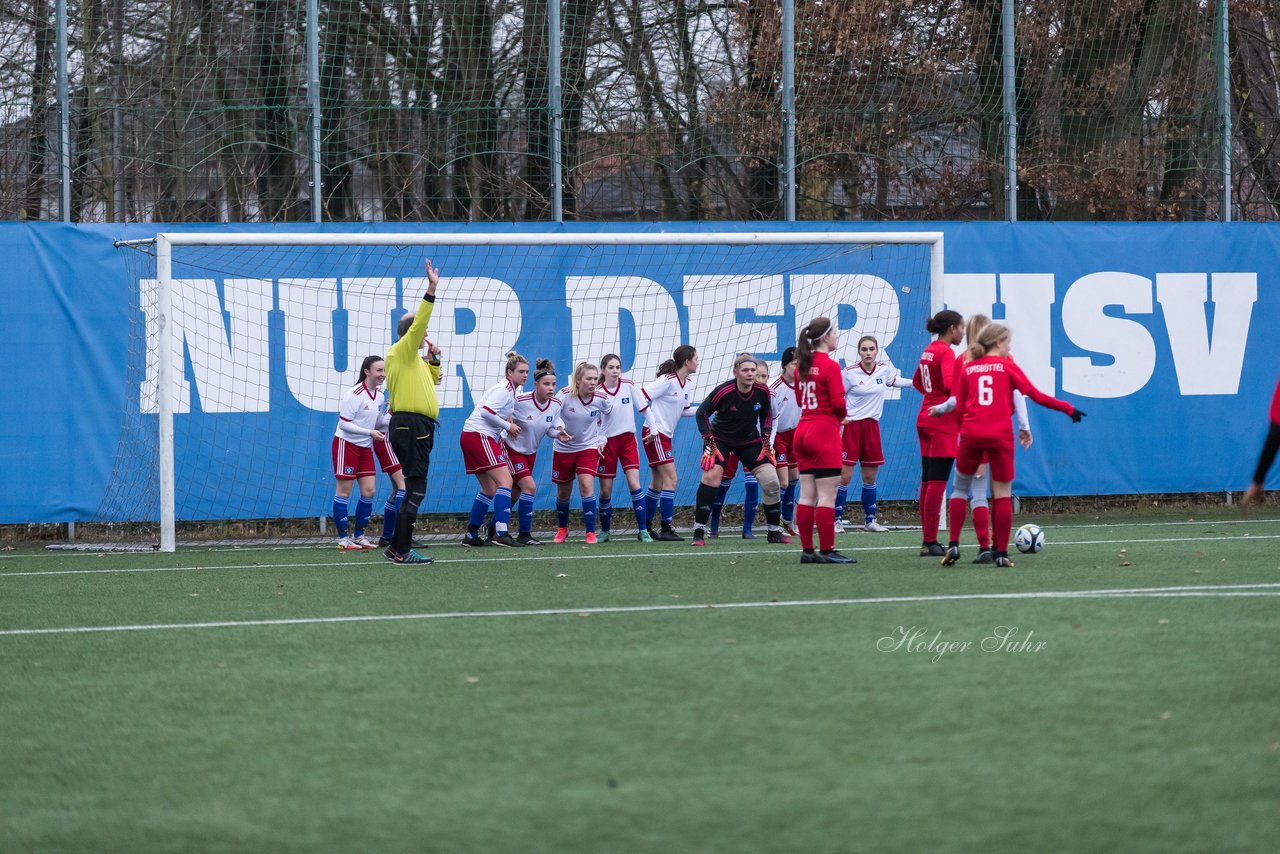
[877,626,1047,663]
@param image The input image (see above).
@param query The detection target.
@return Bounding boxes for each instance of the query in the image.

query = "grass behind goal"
[3,507,1278,853]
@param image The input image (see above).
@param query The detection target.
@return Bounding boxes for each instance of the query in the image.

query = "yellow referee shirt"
[385,296,442,420]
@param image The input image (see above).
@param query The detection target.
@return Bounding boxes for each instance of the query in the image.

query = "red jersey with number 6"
[796,351,848,425]
[955,356,1074,440]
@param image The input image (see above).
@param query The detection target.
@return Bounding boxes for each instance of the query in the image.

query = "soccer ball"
[1015,523,1045,554]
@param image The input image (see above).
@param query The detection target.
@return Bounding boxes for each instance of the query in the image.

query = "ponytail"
[967,322,1009,361]
[656,344,697,377]
[796,317,832,376]
[926,309,963,336]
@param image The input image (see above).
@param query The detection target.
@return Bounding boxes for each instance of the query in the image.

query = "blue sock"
[381,489,404,541]
[493,487,512,534]
[710,482,731,533]
[599,498,613,532]
[836,485,849,518]
[518,494,535,535]
[660,490,675,525]
[354,495,374,536]
[556,498,571,529]
[743,474,760,534]
[862,482,878,522]
[333,495,349,537]
[630,487,648,531]
[645,488,660,528]
[782,481,797,525]
[468,492,493,534]
[583,495,598,533]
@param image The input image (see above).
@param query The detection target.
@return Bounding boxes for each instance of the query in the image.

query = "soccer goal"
[107,231,943,551]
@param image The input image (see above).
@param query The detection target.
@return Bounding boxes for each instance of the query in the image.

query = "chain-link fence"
[2,0,1277,223]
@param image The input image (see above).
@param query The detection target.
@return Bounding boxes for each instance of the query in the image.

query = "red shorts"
[459,431,508,475]
[841,419,885,467]
[642,428,675,468]
[553,448,601,483]
[332,436,401,479]
[506,448,537,481]
[721,452,741,480]
[957,435,1015,482]
[598,432,641,476]
[917,413,959,458]
[773,429,797,470]
[793,419,842,472]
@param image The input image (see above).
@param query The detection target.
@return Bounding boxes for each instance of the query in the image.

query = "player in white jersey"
[331,356,404,550]
[837,336,913,532]
[595,354,651,542]
[769,349,802,538]
[458,351,528,548]
[503,359,568,546]
[550,362,614,544]
[638,344,699,540]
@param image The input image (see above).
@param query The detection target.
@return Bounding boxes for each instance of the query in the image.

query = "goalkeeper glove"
[1070,409,1087,423]
[700,437,723,471]
[761,441,777,466]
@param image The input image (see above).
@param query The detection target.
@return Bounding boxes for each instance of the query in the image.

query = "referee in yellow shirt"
[384,259,443,564]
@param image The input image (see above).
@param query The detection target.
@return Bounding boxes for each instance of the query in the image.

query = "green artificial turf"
[2,509,1279,853]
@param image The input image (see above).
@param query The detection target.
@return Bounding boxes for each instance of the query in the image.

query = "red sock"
[972,505,991,549]
[992,496,1013,553]
[796,503,816,551]
[922,480,947,541]
[918,482,930,538]
[816,506,836,551]
[947,497,968,545]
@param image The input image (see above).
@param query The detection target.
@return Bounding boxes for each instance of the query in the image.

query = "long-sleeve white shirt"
[462,379,520,439]
[503,392,562,456]
[553,388,613,453]
[334,382,390,447]
[639,373,696,437]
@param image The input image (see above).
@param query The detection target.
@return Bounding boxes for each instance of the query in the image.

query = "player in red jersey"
[939,322,1085,567]
[1242,374,1280,514]
[912,309,964,556]
[791,317,855,564]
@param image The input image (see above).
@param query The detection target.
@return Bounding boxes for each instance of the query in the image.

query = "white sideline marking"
[15,516,1280,560]
[3,532,1280,579]
[2,583,1279,637]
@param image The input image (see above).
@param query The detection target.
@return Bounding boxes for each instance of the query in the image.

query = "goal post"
[110,230,944,551]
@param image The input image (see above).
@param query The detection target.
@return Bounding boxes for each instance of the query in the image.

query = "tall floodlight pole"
[307,0,323,222]
[782,0,796,221]
[1002,0,1017,222]
[1219,0,1232,222]
[550,0,565,222]
[56,0,71,221]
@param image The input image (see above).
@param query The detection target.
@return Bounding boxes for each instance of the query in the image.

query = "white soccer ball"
[1015,523,1045,554]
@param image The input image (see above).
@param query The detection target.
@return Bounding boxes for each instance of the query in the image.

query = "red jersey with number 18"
[913,340,957,416]
[796,351,848,425]
[955,356,1074,440]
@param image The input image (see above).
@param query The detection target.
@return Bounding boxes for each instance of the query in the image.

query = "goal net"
[104,231,941,550]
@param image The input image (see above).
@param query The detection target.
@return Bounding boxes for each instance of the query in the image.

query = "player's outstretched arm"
[1242,422,1280,515]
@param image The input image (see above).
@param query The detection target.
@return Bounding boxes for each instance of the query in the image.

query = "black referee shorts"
[390,411,437,480]
[714,437,767,471]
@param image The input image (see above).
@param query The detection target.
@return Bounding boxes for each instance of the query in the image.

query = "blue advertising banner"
[2,221,1276,524]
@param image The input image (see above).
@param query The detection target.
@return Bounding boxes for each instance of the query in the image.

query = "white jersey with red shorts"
[332,381,399,479]
[769,377,801,470]
[460,379,519,474]
[793,352,847,472]
[953,355,1075,481]
[639,372,696,467]
[598,378,642,476]
[504,391,561,479]
[840,361,905,467]
[552,387,612,483]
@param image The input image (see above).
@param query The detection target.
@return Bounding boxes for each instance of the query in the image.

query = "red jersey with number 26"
[796,351,848,425]
[955,356,1074,440]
